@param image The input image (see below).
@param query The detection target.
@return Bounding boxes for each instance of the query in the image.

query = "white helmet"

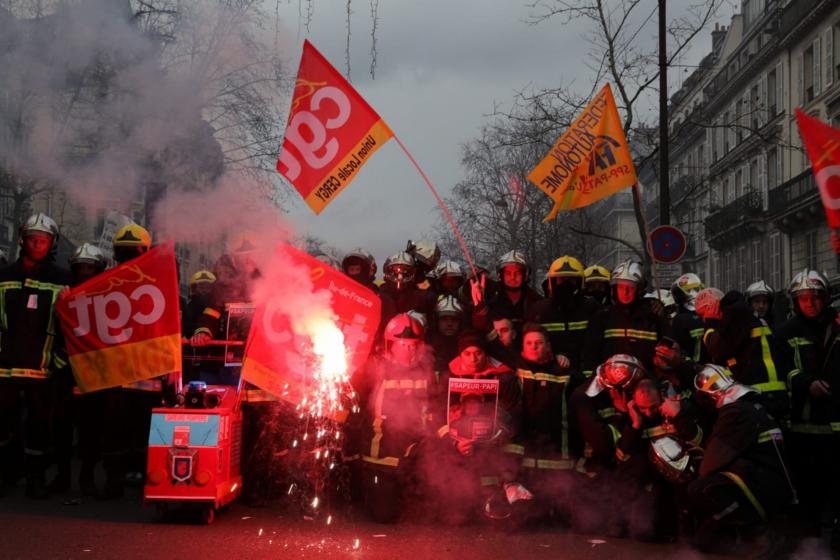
[788,269,829,297]
[407,239,440,269]
[436,294,464,318]
[21,213,59,240]
[384,251,416,290]
[694,363,755,408]
[745,280,774,300]
[70,243,107,268]
[342,248,377,279]
[611,260,644,287]
[497,250,529,281]
[434,259,465,281]
[644,288,675,308]
[671,272,704,311]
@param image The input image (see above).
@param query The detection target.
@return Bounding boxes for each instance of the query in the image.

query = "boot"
[79,463,97,496]
[47,461,72,494]
[24,454,49,500]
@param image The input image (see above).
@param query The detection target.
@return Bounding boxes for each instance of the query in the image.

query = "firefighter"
[181,269,217,384]
[570,353,646,534]
[745,280,775,327]
[341,248,378,292]
[0,213,72,499]
[97,223,157,499]
[507,323,585,525]
[687,364,792,555]
[775,269,840,542]
[694,287,790,419]
[378,251,436,334]
[471,250,542,335]
[614,378,703,540]
[644,289,677,323]
[358,313,434,523]
[583,264,611,306]
[50,243,108,495]
[669,273,707,365]
[582,260,667,378]
[406,239,441,291]
[427,295,467,377]
[433,259,469,305]
[531,256,600,375]
[428,330,519,523]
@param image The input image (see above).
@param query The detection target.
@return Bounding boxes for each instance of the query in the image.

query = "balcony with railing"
[769,170,821,232]
[705,190,765,249]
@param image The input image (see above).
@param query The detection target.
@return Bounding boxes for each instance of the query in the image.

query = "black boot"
[47,462,72,494]
[24,454,49,500]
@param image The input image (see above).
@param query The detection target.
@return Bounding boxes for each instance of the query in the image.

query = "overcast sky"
[273,0,738,269]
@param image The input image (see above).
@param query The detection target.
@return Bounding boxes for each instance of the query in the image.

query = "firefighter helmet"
[113,223,151,249]
[649,435,696,483]
[789,268,830,297]
[21,213,60,240]
[70,243,106,268]
[587,354,645,396]
[611,260,644,287]
[671,273,705,311]
[584,264,611,285]
[694,364,736,397]
[548,256,585,279]
[436,294,465,318]
[407,239,441,269]
[383,312,424,342]
[384,251,416,289]
[694,287,724,320]
[434,259,465,281]
[341,248,377,279]
[745,280,774,301]
[644,288,676,308]
[189,269,217,287]
[496,250,529,281]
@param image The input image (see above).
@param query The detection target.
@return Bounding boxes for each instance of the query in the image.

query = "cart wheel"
[155,503,169,522]
[201,506,215,525]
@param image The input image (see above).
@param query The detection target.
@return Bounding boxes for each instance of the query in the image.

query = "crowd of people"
[1,212,838,557]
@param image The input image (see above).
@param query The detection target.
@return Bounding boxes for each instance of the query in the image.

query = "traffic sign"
[649,225,686,264]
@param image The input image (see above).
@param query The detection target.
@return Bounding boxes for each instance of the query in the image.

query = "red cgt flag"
[796,109,840,229]
[277,40,393,214]
[241,244,381,416]
[56,242,182,393]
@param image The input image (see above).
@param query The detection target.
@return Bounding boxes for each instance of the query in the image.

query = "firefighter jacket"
[670,307,708,364]
[507,356,585,471]
[378,284,436,337]
[360,351,435,469]
[702,296,789,416]
[530,294,601,373]
[698,392,791,516]
[0,259,72,380]
[472,286,542,333]
[570,383,622,470]
[776,310,840,435]
[582,299,665,377]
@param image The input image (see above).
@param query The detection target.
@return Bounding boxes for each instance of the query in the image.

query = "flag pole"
[392,134,478,277]
[632,183,662,297]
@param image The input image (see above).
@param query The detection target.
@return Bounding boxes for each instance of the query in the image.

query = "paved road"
[0,482,831,560]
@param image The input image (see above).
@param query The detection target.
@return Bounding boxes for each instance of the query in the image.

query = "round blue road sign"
[649,225,686,264]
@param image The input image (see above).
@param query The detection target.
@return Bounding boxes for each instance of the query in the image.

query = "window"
[711,251,721,287]
[738,245,748,288]
[825,26,834,88]
[805,230,818,270]
[769,232,782,289]
[767,148,779,188]
[802,42,817,103]
[752,239,762,281]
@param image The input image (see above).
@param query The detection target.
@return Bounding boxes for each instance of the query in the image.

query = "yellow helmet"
[547,256,585,279]
[584,265,611,285]
[189,269,217,287]
[113,224,151,249]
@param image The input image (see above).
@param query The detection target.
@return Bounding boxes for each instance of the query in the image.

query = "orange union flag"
[796,109,840,229]
[277,40,393,214]
[56,242,181,392]
[528,84,637,221]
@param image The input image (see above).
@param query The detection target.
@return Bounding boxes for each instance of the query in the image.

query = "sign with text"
[56,242,181,392]
[447,377,499,442]
[529,84,637,221]
[277,40,393,214]
[241,244,381,413]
